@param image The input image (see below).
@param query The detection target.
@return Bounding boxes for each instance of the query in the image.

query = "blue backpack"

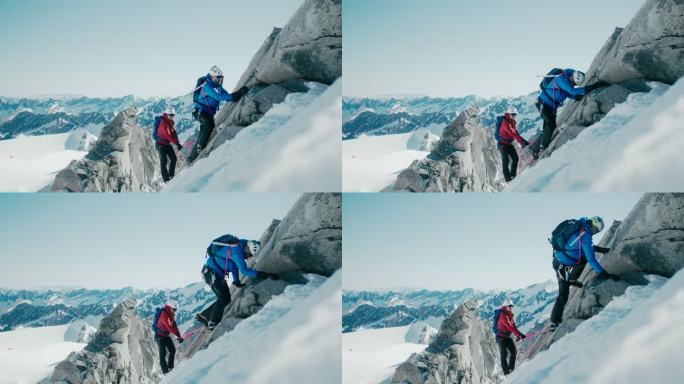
[494,116,504,143]
[152,306,164,335]
[492,309,502,335]
[152,116,163,143]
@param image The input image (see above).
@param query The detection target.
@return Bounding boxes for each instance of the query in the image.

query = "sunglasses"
[511,113,517,117]
[169,114,175,117]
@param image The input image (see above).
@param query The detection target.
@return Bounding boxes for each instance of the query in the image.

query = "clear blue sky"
[0,193,299,289]
[343,0,646,98]
[343,193,642,291]
[0,0,302,98]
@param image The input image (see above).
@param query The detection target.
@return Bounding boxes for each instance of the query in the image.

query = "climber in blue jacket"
[196,234,279,330]
[187,65,249,162]
[535,68,607,158]
[549,216,618,330]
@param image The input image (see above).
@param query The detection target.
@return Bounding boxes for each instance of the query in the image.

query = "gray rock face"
[181,193,342,360]
[196,0,341,160]
[50,107,163,192]
[256,193,342,277]
[393,107,505,192]
[544,0,684,157]
[48,298,161,384]
[533,193,684,353]
[392,300,503,384]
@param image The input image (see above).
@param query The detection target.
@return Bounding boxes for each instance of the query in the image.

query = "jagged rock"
[545,0,684,157]
[256,193,342,277]
[50,107,163,192]
[392,300,502,384]
[393,107,504,192]
[392,362,423,384]
[48,298,161,384]
[198,0,341,160]
[535,193,684,352]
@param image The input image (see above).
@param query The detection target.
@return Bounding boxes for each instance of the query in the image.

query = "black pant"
[539,102,557,152]
[188,111,215,162]
[156,335,176,374]
[157,144,177,182]
[500,144,519,182]
[496,336,517,375]
[199,266,232,324]
[550,258,586,324]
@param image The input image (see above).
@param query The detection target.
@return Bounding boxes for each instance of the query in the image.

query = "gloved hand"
[593,246,611,253]
[256,271,280,280]
[521,139,529,148]
[598,271,620,281]
[176,143,183,151]
[178,337,184,343]
[585,81,609,93]
[574,93,585,101]
[568,280,584,288]
[232,281,245,288]
[231,85,249,102]
[269,273,281,281]
[520,333,527,340]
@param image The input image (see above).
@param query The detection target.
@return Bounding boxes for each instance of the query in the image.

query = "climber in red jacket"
[153,106,182,182]
[154,300,183,374]
[494,299,526,375]
[494,106,529,182]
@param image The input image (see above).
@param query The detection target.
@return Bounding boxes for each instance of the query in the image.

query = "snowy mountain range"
[0,283,215,332]
[342,92,542,140]
[0,93,196,141]
[343,280,557,333]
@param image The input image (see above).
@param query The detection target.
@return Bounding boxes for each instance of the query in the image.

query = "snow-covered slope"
[163,272,341,384]
[343,325,428,384]
[343,131,432,192]
[506,271,683,384]
[0,131,89,192]
[0,324,87,384]
[508,79,684,191]
[165,80,341,192]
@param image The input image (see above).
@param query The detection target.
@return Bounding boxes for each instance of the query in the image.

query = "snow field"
[0,324,87,384]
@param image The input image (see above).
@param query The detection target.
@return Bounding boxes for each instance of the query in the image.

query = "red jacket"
[157,114,180,145]
[156,305,181,338]
[498,113,525,146]
[496,307,523,339]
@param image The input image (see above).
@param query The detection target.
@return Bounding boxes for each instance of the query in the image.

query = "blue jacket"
[206,239,257,283]
[194,74,233,116]
[553,217,605,274]
[539,69,586,111]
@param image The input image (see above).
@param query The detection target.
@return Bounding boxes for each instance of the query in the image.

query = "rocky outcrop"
[393,107,504,192]
[48,298,161,384]
[50,107,163,192]
[181,193,342,359]
[530,193,684,354]
[192,0,342,160]
[544,0,684,157]
[256,193,342,277]
[392,300,502,384]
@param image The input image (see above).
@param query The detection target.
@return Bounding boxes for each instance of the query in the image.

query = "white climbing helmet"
[166,300,179,310]
[590,216,604,234]
[506,106,518,115]
[164,106,176,115]
[246,240,261,256]
[209,65,224,78]
[572,70,586,85]
[502,298,514,307]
